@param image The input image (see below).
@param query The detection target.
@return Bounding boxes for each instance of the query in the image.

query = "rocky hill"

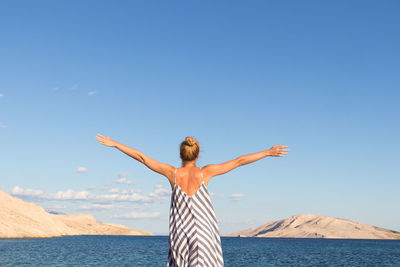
[0,189,151,238]
[223,214,400,239]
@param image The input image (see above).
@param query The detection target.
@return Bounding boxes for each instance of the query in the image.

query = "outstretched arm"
[202,144,289,185]
[237,145,287,165]
[96,134,175,181]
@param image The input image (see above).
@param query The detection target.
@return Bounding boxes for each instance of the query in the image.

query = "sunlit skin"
[96,134,289,195]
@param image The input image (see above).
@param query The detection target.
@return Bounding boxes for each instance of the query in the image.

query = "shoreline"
[2,235,400,241]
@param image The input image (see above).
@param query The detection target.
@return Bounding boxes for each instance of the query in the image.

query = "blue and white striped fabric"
[168,167,224,267]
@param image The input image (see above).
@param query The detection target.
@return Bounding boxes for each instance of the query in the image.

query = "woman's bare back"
[173,167,204,196]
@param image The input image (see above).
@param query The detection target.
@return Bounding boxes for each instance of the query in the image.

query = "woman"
[96,134,289,266]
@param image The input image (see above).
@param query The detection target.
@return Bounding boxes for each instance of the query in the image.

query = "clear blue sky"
[1,0,399,234]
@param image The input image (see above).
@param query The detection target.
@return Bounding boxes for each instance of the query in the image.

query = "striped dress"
[168,167,224,267]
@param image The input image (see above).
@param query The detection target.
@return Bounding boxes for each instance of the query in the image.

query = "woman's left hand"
[96,134,117,147]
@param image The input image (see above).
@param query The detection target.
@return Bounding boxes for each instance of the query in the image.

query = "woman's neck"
[182,161,197,168]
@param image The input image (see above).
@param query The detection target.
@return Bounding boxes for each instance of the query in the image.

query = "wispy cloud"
[0,93,3,97]
[88,183,112,191]
[0,122,7,129]
[108,188,120,193]
[78,203,114,210]
[115,174,133,185]
[46,204,67,210]
[210,192,224,198]
[51,84,78,92]
[229,193,245,201]
[99,192,151,203]
[10,186,155,204]
[11,186,90,200]
[112,211,161,219]
[52,84,98,94]
[11,186,45,198]
[75,167,88,173]
[149,184,170,200]
[55,189,91,200]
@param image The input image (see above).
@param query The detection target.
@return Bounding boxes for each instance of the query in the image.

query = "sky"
[0,0,399,235]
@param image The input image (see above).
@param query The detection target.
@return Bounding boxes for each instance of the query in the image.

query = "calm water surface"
[0,236,399,266]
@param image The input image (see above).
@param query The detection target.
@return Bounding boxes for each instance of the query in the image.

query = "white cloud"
[51,84,78,91]
[95,192,151,203]
[88,183,124,192]
[11,186,45,197]
[88,91,97,95]
[0,93,3,97]
[229,193,245,201]
[96,183,112,191]
[11,186,89,200]
[0,122,7,128]
[10,186,152,203]
[112,211,161,219]
[79,203,114,210]
[75,167,88,173]
[10,181,171,206]
[108,188,120,193]
[115,174,133,185]
[210,192,224,197]
[148,184,170,200]
[54,189,90,200]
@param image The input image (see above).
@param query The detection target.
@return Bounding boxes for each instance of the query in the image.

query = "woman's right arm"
[202,144,289,184]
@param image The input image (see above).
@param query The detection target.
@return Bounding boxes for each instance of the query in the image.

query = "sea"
[0,236,399,266]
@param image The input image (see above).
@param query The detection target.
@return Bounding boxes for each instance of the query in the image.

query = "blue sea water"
[0,236,399,266]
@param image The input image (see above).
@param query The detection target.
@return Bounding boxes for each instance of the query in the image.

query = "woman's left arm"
[96,134,175,179]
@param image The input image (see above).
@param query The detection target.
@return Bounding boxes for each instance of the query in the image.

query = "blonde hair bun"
[180,136,200,162]
[185,136,197,147]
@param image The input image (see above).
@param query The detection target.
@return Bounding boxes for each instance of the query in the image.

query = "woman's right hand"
[268,144,289,157]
